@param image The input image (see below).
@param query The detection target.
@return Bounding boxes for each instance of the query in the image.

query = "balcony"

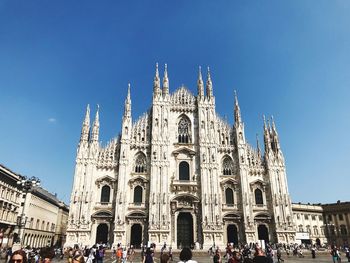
[171,179,198,193]
[128,202,146,209]
[222,203,238,211]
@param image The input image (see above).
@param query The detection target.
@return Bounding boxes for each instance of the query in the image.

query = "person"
[9,250,27,263]
[178,248,197,263]
[160,254,170,263]
[72,250,85,263]
[127,245,135,263]
[169,246,173,261]
[142,248,153,263]
[122,248,127,263]
[39,247,55,263]
[276,247,284,262]
[7,248,13,263]
[253,248,269,263]
[116,245,122,263]
[95,246,104,263]
[228,251,240,263]
[345,247,350,262]
[213,249,221,263]
[331,246,341,263]
[311,245,316,259]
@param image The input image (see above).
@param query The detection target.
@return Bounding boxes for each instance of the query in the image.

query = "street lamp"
[16,176,40,245]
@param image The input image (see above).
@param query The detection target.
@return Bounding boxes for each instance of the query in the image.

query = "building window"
[134,153,147,173]
[46,222,50,231]
[304,214,309,220]
[328,215,332,221]
[222,157,233,175]
[254,189,263,205]
[319,215,323,221]
[100,185,110,203]
[179,161,190,181]
[306,225,311,234]
[133,186,143,204]
[339,214,344,221]
[297,214,300,219]
[30,218,34,228]
[312,215,316,220]
[178,116,191,143]
[340,225,347,235]
[330,225,335,236]
[225,188,234,206]
[36,219,40,229]
[313,226,319,235]
[298,225,303,232]
[42,221,45,230]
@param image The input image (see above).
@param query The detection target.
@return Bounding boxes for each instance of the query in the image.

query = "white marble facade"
[66,65,295,249]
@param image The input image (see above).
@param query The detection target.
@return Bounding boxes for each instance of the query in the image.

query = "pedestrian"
[95,246,104,263]
[122,248,127,263]
[276,247,284,262]
[142,248,154,263]
[213,249,221,263]
[9,250,27,263]
[345,247,350,262]
[331,246,341,263]
[178,248,197,263]
[72,251,85,263]
[39,247,55,263]
[160,254,170,263]
[253,248,269,263]
[311,245,316,259]
[127,245,135,263]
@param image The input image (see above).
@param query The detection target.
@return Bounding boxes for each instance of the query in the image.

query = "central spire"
[124,83,132,117]
[234,90,242,125]
[163,63,169,96]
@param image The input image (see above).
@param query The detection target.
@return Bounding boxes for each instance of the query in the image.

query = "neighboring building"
[0,165,22,248]
[0,164,69,248]
[21,187,69,248]
[66,65,295,249]
[291,203,326,245]
[322,201,350,246]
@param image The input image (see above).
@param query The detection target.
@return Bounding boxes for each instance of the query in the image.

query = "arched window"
[134,153,146,173]
[178,116,191,143]
[100,185,110,203]
[255,189,263,205]
[222,157,233,175]
[225,188,234,205]
[179,161,190,180]
[134,186,143,204]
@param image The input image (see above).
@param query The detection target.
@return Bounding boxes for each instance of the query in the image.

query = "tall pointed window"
[225,188,234,206]
[178,116,191,143]
[101,185,110,203]
[255,189,263,205]
[179,161,190,181]
[134,186,143,204]
[134,153,147,173]
[222,157,234,175]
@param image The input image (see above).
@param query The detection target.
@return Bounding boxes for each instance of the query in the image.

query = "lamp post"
[16,176,40,245]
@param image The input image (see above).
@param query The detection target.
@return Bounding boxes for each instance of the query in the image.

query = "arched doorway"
[177,212,193,248]
[227,224,238,245]
[130,224,142,248]
[96,223,109,244]
[257,224,269,243]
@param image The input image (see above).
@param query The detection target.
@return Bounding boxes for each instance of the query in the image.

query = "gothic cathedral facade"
[66,65,296,249]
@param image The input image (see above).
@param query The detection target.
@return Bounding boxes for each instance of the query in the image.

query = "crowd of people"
[1,241,350,263]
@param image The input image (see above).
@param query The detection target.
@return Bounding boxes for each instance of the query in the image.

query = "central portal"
[177,212,193,248]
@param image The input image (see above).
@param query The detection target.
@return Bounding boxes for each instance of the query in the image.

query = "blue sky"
[0,1,349,204]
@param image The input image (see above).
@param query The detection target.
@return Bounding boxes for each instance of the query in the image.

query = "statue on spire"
[80,104,90,142]
[91,105,100,142]
[124,83,132,117]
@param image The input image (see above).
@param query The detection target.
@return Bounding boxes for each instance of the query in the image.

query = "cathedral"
[66,64,296,249]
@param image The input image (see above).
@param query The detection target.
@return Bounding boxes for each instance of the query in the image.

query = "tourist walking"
[311,245,316,259]
[331,246,341,263]
[142,248,154,263]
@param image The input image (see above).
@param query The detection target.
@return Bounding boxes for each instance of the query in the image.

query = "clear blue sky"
[0,1,349,204]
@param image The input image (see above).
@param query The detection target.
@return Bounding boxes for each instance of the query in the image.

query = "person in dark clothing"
[253,248,269,263]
